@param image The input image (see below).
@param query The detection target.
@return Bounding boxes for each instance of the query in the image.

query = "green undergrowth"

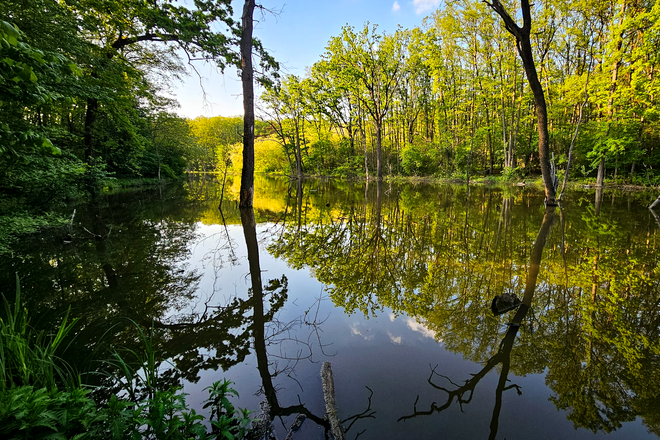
[0,276,253,439]
[0,208,67,255]
[101,177,178,191]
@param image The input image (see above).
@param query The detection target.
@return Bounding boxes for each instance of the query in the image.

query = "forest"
[2,0,660,437]
[2,0,660,203]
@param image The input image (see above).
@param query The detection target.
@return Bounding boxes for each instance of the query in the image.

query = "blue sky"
[172,0,441,118]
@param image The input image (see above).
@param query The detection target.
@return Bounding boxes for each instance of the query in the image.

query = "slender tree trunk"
[507,63,518,168]
[156,146,161,181]
[239,0,256,208]
[360,104,369,180]
[294,118,303,178]
[218,159,230,210]
[596,158,605,187]
[487,0,557,205]
[376,121,383,180]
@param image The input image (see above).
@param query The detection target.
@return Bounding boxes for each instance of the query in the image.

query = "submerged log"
[321,362,344,440]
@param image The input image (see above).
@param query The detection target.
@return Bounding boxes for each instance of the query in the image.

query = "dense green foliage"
[0,0,258,249]
[252,1,660,182]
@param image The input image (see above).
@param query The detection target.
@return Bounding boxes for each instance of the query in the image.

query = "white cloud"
[388,332,403,344]
[350,324,374,340]
[392,1,401,12]
[413,0,441,14]
[405,317,435,339]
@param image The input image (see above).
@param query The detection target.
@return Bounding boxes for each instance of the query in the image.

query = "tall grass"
[103,320,161,402]
[0,277,253,439]
[0,274,79,392]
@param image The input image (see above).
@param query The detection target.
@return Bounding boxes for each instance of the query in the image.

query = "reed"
[0,274,78,392]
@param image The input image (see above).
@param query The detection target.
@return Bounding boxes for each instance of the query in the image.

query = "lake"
[2,175,659,439]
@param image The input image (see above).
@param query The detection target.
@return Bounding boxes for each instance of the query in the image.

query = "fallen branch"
[321,362,344,440]
[650,194,660,210]
[650,208,660,230]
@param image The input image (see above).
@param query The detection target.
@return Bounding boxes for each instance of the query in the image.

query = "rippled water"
[2,175,659,439]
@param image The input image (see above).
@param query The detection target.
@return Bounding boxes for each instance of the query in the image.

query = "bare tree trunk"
[239,0,256,208]
[487,0,557,205]
[596,158,605,187]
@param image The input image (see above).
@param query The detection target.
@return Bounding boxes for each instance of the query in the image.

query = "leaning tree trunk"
[239,0,256,208]
[487,0,557,205]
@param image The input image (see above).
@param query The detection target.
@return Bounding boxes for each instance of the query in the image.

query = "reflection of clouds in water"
[405,318,435,339]
[350,324,375,340]
[388,332,402,344]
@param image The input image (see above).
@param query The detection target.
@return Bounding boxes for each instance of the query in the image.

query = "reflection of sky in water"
[177,222,654,440]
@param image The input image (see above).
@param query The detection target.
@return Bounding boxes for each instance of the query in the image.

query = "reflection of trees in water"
[4,178,660,435]
[399,207,556,440]
[0,187,254,389]
[242,206,374,439]
[269,180,660,435]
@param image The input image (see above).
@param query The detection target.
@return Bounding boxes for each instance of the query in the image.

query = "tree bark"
[649,195,660,210]
[294,118,303,178]
[486,0,557,205]
[239,0,256,208]
[596,157,605,187]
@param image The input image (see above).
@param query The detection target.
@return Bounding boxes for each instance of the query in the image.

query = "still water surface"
[2,176,660,439]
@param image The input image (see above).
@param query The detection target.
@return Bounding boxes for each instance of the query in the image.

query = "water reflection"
[268,179,660,437]
[2,177,660,438]
[241,206,328,436]
[399,207,557,440]
[241,204,377,439]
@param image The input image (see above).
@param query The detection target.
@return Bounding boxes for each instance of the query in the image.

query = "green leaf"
[0,21,20,46]
[68,63,82,76]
